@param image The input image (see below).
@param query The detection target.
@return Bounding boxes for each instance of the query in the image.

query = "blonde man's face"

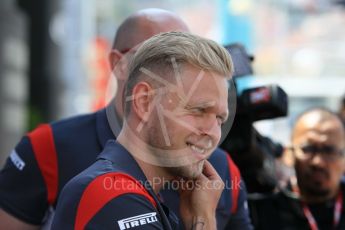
[145,64,229,179]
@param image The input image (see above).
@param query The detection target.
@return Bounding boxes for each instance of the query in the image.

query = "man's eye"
[301,146,316,154]
[216,116,225,125]
[321,146,336,154]
[191,108,206,114]
[301,145,337,155]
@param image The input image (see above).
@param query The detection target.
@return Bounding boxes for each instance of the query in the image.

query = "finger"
[202,160,221,180]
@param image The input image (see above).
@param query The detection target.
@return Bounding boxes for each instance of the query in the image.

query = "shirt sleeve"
[85,194,164,229]
[0,136,48,225]
[52,170,167,230]
[52,191,165,229]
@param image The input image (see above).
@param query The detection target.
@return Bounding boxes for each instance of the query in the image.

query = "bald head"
[113,8,189,51]
[109,9,189,119]
[292,108,345,145]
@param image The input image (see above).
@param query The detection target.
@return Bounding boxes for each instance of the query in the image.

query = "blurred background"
[1,0,345,165]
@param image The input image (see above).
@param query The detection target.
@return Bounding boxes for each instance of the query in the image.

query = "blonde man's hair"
[124,31,234,115]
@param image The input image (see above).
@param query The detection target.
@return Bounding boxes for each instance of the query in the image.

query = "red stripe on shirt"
[27,124,58,205]
[75,172,157,230]
[225,153,241,214]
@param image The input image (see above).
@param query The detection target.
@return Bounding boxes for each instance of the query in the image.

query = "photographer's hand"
[179,160,224,229]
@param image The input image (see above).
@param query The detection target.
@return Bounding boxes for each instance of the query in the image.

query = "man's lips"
[307,169,329,181]
[186,141,213,158]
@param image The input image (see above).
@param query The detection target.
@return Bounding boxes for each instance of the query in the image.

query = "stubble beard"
[167,160,205,180]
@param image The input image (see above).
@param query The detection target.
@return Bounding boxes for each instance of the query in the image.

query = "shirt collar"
[97,140,149,183]
[97,140,178,230]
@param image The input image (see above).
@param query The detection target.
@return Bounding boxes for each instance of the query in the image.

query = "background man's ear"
[109,49,127,80]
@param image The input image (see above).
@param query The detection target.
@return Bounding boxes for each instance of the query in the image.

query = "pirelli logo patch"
[117,212,158,229]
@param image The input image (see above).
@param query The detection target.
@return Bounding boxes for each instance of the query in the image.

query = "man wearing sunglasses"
[250,107,345,230]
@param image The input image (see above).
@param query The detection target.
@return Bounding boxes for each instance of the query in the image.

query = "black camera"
[221,43,288,193]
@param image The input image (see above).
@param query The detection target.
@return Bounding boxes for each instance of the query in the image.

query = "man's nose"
[198,114,221,141]
[310,153,327,167]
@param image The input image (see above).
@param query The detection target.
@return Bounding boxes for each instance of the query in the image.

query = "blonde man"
[52,31,235,230]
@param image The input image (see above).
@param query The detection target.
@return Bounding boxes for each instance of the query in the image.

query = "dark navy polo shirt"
[52,140,178,229]
[0,108,252,229]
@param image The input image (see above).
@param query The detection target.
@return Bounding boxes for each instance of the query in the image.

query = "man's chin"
[305,186,331,198]
[186,161,205,179]
[170,162,204,180]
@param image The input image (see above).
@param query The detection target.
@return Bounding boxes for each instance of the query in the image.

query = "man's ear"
[282,147,296,167]
[109,49,127,80]
[131,82,154,122]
